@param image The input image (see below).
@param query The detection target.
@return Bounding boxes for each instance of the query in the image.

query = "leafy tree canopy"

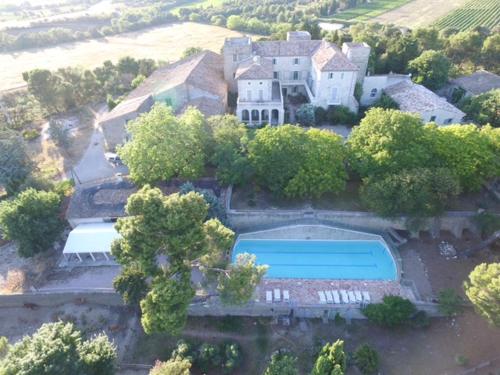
[361,168,460,218]
[311,340,347,375]
[249,125,347,198]
[0,322,116,375]
[353,344,379,375]
[118,104,208,185]
[464,263,500,327]
[149,357,191,375]
[460,89,499,127]
[263,352,298,375]
[112,187,264,334]
[362,295,416,328]
[0,131,34,194]
[348,108,433,177]
[0,188,62,257]
[409,50,451,90]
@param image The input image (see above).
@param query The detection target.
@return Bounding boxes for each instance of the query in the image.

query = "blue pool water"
[232,239,397,280]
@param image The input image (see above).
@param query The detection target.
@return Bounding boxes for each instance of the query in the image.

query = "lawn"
[320,0,412,23]
[433,0,500,30]
[0,22,244,91]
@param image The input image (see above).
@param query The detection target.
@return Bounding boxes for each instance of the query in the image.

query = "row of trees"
[22,56,157,114]
[118,105,500,220]
[329,23,499,79]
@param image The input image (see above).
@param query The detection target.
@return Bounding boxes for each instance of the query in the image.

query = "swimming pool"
[232,239,397,280]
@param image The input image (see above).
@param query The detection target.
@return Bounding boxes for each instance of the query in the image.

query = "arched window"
[251,110,259,122]
[370,88,378,97]
[261,109,269,123]
[241,110,249,122]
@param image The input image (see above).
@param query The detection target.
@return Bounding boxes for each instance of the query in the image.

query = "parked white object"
[362,291,371,303]
[354,291,363,303]
[283,290,290,302]
[340,290,349,304]
[332,290,341,304]
[318,291,327,304]
[266,291,272,303]
[274,289,281,302]
[325,290,333,304]
[348,291,356,303]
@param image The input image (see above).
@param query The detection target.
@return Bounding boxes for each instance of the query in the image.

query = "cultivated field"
[433,0,500,30]
[321,0,412,23]
[372,0,471,28]
[0,22,244,91]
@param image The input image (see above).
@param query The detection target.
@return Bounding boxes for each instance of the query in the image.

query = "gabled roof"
[312,41,359,71]
[127,50,226,101]
[384,80,465,115]
[100,94,153,123]
[252,40,322,57]
[235,56,274,80]
[450,70,500,96]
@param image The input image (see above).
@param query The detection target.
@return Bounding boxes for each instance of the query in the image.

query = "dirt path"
[372,0,470,28]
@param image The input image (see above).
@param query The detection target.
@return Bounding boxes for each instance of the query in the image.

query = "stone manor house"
[99,31,464,150]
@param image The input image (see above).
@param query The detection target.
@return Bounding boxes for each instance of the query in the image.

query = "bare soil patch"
[371,0,471,28]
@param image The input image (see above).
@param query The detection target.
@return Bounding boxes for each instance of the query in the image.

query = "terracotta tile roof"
[450,70,500,96]
[235,56,274,80]
[99,95,153,123]
[384,80,465,115]
[128,50,226,101]
[312,41,359,71]
[252,40,322,57]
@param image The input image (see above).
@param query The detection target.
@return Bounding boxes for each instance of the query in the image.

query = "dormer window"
[328,72,334,79]
[293,58,299,65]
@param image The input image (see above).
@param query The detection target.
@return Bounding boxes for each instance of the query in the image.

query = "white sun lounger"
[332,290,341,304]
[354,291,363,303]
[362,291,371,303]
[283,290,290,302]
[325,290,333,304]
[348,291,356,303]
[274,289,281,302]
[318,291,327,304]
[340,290,349,304]
[266,291,272,303]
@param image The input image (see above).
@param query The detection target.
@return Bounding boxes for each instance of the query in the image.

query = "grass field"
[433,0,500,30]
[320,0,412,23]
[0,22,244,91]
[372,0,473,28]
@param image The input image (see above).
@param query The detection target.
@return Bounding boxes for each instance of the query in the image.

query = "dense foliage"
[112,186,265,334]
[118,104,207,185]
[354,344,379,375]
[464,263,500,326]
[311,340,347,375]
[0,131,34,194]
[0,322,116,375]
[362,296,417,328]
[408,50,451,90]
[23,57,156,114]
[459,89,499,127]
[0,188,62,257]
[263,351,298,375]
[249,125,347,198]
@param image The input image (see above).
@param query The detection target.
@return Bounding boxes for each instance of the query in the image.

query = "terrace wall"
[224,186,478,238]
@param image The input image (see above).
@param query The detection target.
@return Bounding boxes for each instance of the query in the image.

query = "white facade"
[360,74,411,106]
[224,32,370,125]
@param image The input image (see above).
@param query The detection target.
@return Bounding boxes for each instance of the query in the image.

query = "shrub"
[326,105,358,125]
[0,188,63,257]
[295,103,315,126]
[314,106,327,125]
[311,340,346,375]
[473,211,500,236]
[0,336,8,359]
[410,310,430,329]
[438,289,463,317]
[371,93,399,109]
[22,129,40,141]
[49,119,71,148]
[354,344,379,375]
[362,295,416,328]
[263,351,298,375]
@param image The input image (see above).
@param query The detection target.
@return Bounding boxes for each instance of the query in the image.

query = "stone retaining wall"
[225,186,478,237]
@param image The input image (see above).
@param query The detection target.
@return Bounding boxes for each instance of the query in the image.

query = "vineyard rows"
[434,0,500,30]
